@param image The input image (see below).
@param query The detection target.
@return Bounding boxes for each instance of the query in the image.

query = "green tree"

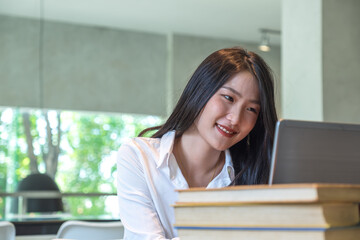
[0,110,7,218]
[0,108,162,218]
[57,112,162,216]
[22,111,61,179]
[60,114,122,215]
[0,109,29,216]
[0,111,7,189]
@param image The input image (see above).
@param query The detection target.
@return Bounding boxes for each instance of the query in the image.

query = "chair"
[0,221,16,240]
[56,220,124,240]
[12,173,64,213]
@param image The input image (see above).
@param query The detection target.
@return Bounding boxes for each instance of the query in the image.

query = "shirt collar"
[157,130,176,168]
[157,130,235,183]
[223,149,235,181]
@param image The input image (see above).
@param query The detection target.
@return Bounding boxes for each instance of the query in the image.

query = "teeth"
[217,124,234,134]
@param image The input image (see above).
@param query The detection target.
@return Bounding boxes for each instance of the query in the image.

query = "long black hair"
[139,47,278,185]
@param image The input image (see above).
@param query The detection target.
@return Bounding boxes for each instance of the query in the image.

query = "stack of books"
[173,184,360,240]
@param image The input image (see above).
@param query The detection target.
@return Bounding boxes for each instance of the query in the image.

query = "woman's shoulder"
[115,136,161,171]
[119,131,175,151]
[120,136,161,151]
[116,131,175,168]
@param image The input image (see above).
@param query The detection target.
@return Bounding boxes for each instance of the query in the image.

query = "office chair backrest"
[0,221,16,240]
[56,220,124,240]
[12,173,64,213]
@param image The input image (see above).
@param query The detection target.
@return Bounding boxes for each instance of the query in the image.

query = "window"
[0,107,163,219]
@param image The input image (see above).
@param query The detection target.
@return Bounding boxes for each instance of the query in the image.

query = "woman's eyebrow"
[222,86,260,105]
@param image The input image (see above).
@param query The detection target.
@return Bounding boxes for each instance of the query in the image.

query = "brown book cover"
[174,202,360,228]
[176,183,360,204]
[176,225,360,240]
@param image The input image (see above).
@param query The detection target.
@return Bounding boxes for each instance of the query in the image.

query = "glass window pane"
[0,107,163,219]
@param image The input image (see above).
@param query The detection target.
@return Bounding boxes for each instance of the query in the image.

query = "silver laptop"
[269,119,360,185]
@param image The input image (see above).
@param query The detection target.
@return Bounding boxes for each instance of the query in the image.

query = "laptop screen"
[269,119,360,185]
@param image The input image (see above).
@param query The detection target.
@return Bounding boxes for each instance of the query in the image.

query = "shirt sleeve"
[116,141,176,240]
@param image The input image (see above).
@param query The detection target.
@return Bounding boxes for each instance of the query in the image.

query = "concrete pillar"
[282,0,323,121]
[282,0,360,124]
[322,0,360,123]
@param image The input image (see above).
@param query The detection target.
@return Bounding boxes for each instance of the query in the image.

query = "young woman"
[116,47,278,239]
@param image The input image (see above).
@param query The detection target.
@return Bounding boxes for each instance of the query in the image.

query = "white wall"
[282,0,360,124]
[282,0,323,121]
[0,15,167,116]
[323,0,360,123]
[0,15,281,117]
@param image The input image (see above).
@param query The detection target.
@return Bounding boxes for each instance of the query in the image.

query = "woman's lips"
[216,123,237,137]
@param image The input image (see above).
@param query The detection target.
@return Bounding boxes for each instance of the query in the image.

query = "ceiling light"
[258,32,270,52]
[258,28,281,52]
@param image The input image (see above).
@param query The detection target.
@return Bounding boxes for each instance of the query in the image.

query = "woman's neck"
[173,128,224,188]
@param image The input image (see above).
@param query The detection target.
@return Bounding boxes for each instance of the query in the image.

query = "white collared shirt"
[116,130,235,240]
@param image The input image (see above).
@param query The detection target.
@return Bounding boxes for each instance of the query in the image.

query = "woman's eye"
[247,107,258,114]
[224,95,234,102]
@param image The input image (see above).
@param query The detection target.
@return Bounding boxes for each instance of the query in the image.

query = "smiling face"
[192,71,260,151]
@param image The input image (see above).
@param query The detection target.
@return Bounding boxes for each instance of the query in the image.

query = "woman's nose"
[226,108,242,126]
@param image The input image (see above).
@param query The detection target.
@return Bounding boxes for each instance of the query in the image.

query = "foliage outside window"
[0,107,162,219]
